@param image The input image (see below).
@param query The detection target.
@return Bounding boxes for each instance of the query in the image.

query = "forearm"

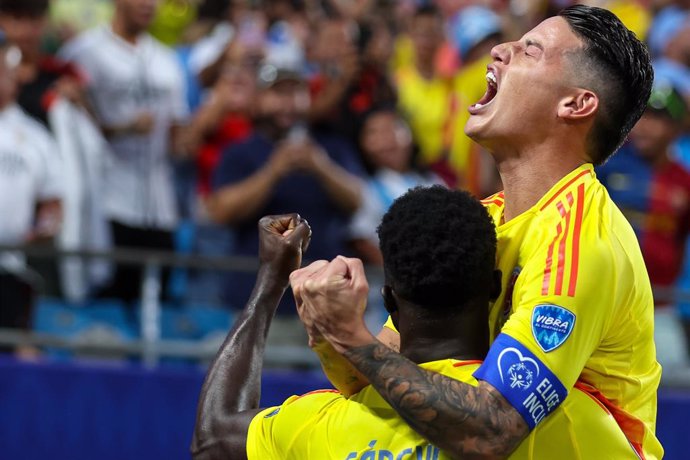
[178,100,226,154]
[198,54,225,88]
[314,327,397,396]
[312,340,369,396]
[192,265,286,454]
[312,157,363,214]
[343,340,528,459]
[101,122,134,140]
[308,77,349,122]
[207,167,278,225]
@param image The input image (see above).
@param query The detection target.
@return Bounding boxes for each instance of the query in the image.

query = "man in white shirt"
[59,0,189,302]
[0,32,63,343]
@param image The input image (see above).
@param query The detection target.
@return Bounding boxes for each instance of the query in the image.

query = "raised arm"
[296,257,529,459]
[191,214,311,460]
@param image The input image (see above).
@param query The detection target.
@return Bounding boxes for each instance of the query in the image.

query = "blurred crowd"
[0,0,689,366]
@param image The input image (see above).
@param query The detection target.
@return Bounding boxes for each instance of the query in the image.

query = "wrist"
[256,264,290,293]
[328,325,376,354]
[264,160,285,183]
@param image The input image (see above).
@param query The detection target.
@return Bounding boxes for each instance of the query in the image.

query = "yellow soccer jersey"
[473,164,663,459]
[395,66,451,165]
[247,360,640,459]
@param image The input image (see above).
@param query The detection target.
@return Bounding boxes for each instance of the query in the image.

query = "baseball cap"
[647,81,688,122]
[450,6,501,60]
[256,62,303,88]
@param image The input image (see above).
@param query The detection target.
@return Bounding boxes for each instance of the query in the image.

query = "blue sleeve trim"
[473,333,567,430]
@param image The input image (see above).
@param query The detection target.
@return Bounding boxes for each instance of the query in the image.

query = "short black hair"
[377,186,497,310]
[0,0,49,17]
[558,5,653,165]
[414,4,442,19]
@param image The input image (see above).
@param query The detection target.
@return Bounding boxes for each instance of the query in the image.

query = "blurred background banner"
[0,356,330,460]
[0,356,687,460]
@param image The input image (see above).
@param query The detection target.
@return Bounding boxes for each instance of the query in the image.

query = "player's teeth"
[486,71,497,86]
[474,102,485,109]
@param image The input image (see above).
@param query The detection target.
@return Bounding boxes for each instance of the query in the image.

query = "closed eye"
[525,39,543,57]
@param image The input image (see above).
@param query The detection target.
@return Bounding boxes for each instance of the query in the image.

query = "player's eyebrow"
[525,38,544,50]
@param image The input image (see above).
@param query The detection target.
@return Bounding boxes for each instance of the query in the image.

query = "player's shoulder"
[532,166,640,282]
[5,106,52,141]
[59,26,108,60]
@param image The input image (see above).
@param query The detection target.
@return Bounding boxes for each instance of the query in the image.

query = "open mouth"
[469,68,498,113]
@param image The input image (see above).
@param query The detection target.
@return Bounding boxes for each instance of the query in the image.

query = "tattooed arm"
[191,215,311,460]
[344,341,528,459]
[297,256,528,459]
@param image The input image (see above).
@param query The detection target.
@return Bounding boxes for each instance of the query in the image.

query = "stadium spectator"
[0,33,62,353]
[599,81,690,369]
[599,83,690,294]
[652,13,690,99]
[0,0,86,127]
[189,0,307,92]
[190,5,268,90]
[180,48,256,303]
[208,61,363,339]
[307,14,397,143]
[394,5,454,185]
[0,0,89,298]
[448,5,503,195]
[349,107,440,266]
[192,189,642,459]
[59,0,190,303]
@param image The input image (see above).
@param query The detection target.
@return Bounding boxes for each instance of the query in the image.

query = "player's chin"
[464,115,489,140]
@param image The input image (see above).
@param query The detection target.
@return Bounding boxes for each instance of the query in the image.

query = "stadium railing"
[0,243,352,368]
[0,244,689,387]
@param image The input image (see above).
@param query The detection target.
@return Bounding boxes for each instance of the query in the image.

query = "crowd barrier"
[0,356,687,460]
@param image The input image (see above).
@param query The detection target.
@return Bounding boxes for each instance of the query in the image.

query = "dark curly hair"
[0,0,48,17]
[377,185,497,310]
[558,5,653,165]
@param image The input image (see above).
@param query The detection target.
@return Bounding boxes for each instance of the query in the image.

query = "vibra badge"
[531,304,575,352]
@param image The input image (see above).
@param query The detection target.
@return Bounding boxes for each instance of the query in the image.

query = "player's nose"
[490,42,512,65]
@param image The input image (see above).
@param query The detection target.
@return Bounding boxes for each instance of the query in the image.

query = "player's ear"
[382,285,400,330]
[558,89,598,121]
[382,285,398,314]
[491,270,502,301]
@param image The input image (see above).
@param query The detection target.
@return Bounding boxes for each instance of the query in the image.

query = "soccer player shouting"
[295,5,663,459]
[192,188,640,459]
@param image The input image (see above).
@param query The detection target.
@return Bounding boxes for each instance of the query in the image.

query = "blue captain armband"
[473,334,567,430]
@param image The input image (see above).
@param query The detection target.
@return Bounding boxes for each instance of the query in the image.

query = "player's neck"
[398,304,489,364]
[401,336,487,364]
[111,15,145,45]
[496,147,586,222]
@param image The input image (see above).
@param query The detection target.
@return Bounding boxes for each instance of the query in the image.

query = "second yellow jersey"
[476,163,662,459]
[247,360,641,459]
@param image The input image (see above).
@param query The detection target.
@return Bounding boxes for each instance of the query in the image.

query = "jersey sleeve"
[246,390,342,460]
[474,232,616,430]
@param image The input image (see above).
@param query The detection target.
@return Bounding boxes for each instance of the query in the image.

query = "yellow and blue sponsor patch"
[531,304,575,353]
